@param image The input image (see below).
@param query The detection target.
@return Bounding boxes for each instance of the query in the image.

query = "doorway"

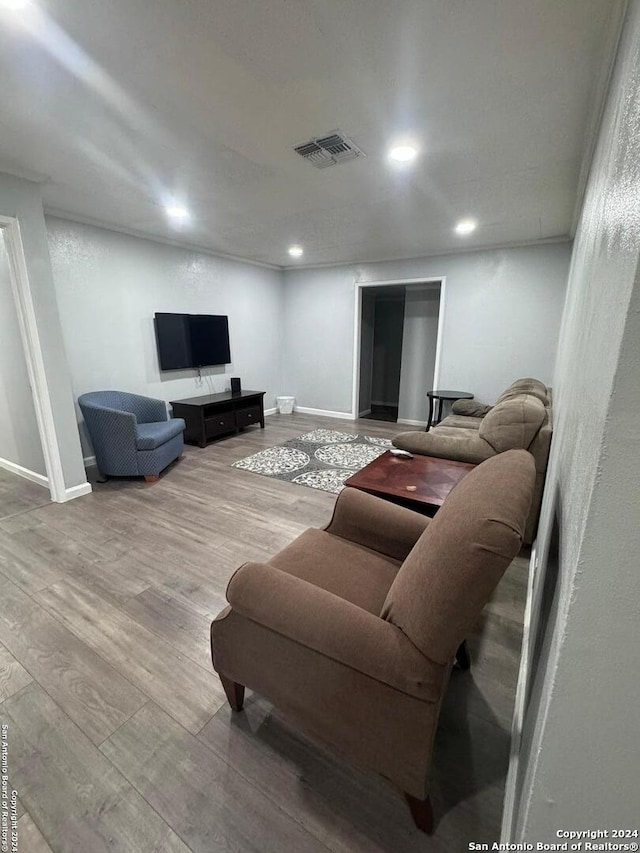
[359,287,405,421]
[353,277,444,425]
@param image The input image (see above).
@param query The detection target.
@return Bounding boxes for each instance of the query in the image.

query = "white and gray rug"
[232,429,392,494]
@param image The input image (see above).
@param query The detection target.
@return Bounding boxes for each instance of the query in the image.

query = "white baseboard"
[396,418,428,427]
[264,407,277,416]
[0,457,49,488]
[294,406,356,420]
[358,409,372,418]
[56,482,92,503]
[83,454,97,468]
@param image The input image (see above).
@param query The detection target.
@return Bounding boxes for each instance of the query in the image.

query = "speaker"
[230,377,241,393]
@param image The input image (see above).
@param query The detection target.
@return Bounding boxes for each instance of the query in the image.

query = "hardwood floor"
[0,412,529,852]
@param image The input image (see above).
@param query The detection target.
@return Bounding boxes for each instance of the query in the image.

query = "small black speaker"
[230,377,241,393]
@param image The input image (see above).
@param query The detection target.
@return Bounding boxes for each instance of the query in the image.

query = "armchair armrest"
[393,430,495,465]
[81,406,138,474]
[224,562,445,701]
[324,487,430,561]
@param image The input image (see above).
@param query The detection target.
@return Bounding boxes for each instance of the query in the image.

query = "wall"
[282,243,571,415]
[0,236,46,477]
[509,0,640,837]
[0,173,88,493]
[398,286,440,423]
[46,218,285,455]
[371,295,404,407]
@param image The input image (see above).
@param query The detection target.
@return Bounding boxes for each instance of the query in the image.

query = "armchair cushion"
[324,486,431,562]
[135,418,186,450]
[269,528,399,615]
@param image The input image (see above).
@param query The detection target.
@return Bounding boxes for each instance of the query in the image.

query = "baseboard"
[396,418,428,427]
[264,407,277,416]
[57,482,92,503]
[371,400,399,408]
[83,454,97,468]
[358,409,372,418]
[0,457,49,488]
[294,406,356,420]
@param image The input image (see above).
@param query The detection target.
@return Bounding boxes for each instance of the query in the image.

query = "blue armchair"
[78,391,185,482]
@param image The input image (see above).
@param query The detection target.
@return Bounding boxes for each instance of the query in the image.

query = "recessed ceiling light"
[288,245,304,258]
[1,0,29,9]
[388,145,418,163]
[165,204,190,221]
[454,219,477,236]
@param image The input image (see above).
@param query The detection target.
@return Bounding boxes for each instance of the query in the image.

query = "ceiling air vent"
[294,130,366,169]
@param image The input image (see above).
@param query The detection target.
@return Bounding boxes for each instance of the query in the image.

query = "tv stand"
[170,390,266,447]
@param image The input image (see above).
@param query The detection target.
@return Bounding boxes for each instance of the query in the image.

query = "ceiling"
[0,0,625,268]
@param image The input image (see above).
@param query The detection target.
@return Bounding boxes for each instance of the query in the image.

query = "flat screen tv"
[154,313,231,370]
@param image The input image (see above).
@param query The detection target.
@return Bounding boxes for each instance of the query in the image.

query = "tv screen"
[189,314,231,367]
[154,313,231,370]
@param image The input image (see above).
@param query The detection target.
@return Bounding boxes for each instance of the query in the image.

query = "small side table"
[426,390,474,431]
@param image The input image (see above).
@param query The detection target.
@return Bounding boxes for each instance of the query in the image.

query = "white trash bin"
[277,396,295,414]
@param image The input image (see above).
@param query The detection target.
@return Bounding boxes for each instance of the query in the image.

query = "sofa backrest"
[497,378,549,405]
[380,450,535,665]
[478,394,546,453]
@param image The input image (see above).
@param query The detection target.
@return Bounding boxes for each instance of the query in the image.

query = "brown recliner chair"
[210,450,535,833]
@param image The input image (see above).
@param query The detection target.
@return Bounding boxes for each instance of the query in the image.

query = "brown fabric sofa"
[392,378,552,544]
[210,450,536,833]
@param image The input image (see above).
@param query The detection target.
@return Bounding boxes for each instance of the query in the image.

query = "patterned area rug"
[232,429,393,494]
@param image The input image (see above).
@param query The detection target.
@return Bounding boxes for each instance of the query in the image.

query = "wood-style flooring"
[0,413,528,852]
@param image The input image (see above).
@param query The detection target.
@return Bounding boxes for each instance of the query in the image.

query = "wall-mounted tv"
[154,313,231,370]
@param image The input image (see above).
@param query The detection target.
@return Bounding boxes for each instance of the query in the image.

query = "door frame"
[0,214,67,501]
[351,275,446,422]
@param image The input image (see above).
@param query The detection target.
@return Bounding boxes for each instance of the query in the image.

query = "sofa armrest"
[392,430,495,465]
[224,562,445,701]
[324,487,430,561]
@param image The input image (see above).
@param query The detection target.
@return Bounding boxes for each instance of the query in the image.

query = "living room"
[0,0,638,850]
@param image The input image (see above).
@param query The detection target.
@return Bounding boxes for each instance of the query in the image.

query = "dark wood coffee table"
[344,451,475,514]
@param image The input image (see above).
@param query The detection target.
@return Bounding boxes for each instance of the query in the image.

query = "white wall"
[283,243,571,415]
[0,236,46,477]
[398,287,440,423]
[509,0,640,837]
[0,173,88,493]
[46,218,285,454]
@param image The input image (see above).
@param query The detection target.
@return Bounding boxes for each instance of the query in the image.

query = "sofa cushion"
[439,414,483,430]
[381,450,535,664]
[479,395,545,452]
[135,418,185,450]
[451,399,492,417]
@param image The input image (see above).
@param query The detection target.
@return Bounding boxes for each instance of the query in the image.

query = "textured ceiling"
[0,0,625,267]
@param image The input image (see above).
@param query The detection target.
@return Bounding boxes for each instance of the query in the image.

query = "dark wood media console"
[170,390,266,447]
